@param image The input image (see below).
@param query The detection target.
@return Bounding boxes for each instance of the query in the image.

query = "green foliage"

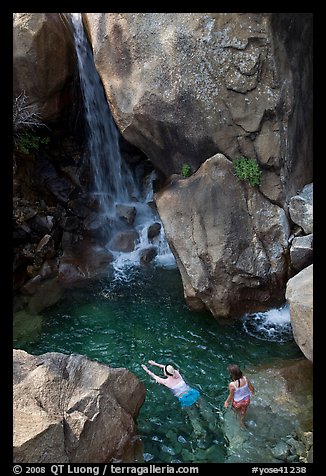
[15,133,50,155]
[233,156,262,187]
[181,163,192,177]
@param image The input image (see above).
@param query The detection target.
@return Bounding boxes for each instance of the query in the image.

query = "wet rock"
[181,448,196,461]
[161,444,176,456]
[287,454,299,463]
[287,437,306,457]
[116,204,137,225]
[26,265,39,278]
[83,212,108,231]
[140,247,157,264]
[147,222,161,240]
[143,453,154,462]
[57,261,87,286]
[109,231,139,252]
[271,441,289,460]
[177,435,187,444]
[147,200,157,211]
[204,443,226,461]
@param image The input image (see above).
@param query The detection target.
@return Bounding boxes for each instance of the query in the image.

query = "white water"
[70,13,175,277]
[242,303,292,342]
[70,13,136,213]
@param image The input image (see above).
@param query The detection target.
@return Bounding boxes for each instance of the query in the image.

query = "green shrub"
[233,156,262,187]
[181,163,191,177]
[16,133,50,155]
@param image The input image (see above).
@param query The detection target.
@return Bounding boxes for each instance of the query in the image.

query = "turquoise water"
[13,266,304,463]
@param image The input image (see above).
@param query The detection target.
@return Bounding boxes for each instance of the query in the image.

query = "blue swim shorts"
[178,388,200,408]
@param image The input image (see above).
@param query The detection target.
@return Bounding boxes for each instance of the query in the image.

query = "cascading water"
[70,13,135,215]
[242,303,293,342]
[69,13,175,278]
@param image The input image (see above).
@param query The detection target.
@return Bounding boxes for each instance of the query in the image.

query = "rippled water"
[13,266,306,463]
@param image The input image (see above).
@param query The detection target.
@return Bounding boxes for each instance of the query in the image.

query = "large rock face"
[13,13,75,121]
[155,154,290,318]
[285,265,313,362]
[13,349,146,463]
[270,14,313,202]
[288,183,313,235]
[83,12,312,205]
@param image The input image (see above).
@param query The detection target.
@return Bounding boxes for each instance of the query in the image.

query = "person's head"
[164,364,176,377]
[227,364,243,381]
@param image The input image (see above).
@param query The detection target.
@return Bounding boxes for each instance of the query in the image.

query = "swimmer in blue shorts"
[142,360,217,437]
[142,360,200,407]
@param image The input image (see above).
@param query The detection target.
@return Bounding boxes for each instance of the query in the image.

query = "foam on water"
[242,303,293,342]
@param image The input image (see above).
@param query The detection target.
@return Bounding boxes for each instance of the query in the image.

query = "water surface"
[13,266,305,463]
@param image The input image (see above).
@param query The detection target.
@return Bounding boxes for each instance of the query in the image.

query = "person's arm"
[148,360,165,369]
[141,364,167,385]
[247,379,255,396]
[224,384,235,408]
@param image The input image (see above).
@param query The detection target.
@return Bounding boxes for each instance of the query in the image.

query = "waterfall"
[70,13,136,214]
[69,13,175,276]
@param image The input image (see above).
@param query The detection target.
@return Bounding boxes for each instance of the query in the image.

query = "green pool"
[13,266,305,463]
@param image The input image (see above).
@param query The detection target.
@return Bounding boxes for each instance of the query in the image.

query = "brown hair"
[228,364,243,381]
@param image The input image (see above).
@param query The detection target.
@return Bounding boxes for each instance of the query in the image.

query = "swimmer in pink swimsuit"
[224,364,255,427]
